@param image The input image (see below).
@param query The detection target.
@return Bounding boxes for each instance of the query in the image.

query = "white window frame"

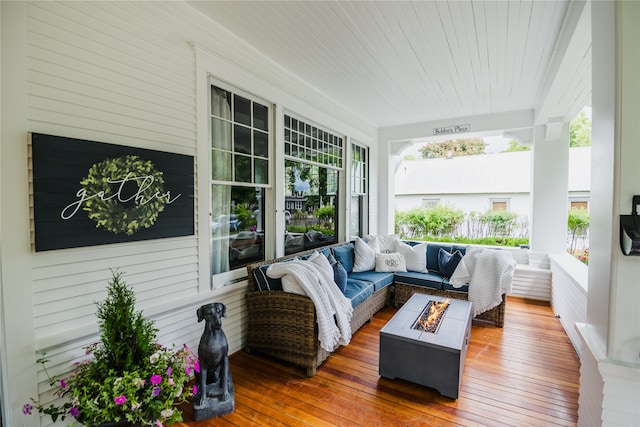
[350,141,369,238]
[207,79,273,288]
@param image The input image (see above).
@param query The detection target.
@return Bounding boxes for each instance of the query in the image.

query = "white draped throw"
[267,259,353,351]
[450,247,517,317]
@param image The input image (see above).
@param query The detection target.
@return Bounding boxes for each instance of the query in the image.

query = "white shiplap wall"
[26,0,200,344]
[25,4,206,423]
[16,2,377,425]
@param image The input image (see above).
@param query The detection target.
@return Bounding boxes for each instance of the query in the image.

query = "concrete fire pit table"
[379,293,472,399]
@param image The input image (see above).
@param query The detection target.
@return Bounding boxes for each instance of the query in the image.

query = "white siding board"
[28,89,195,141]
[26,32,193,107]
[28,2,194,87]
[28,75,194,131]
[26,55,193,121]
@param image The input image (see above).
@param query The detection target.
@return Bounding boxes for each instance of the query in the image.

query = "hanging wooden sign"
[30,133,195,251]
[433,124,471,136]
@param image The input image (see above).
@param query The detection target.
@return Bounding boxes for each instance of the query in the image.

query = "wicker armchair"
[245,245,392,377]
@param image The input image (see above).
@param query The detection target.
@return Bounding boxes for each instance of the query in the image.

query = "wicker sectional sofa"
[245,240,507,377]
[245,243,392,377]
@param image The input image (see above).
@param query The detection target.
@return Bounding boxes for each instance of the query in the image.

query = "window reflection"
[284,160,337,255]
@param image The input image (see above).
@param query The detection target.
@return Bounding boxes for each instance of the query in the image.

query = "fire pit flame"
[412,299,450,333]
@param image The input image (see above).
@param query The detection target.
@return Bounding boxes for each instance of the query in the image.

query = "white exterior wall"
[394,193,531,217]
[0,2,376,426]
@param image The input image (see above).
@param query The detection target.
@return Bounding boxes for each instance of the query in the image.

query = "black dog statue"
[193,302,234,420]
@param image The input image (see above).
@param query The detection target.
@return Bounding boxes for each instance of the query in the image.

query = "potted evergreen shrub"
[24,270,198,426]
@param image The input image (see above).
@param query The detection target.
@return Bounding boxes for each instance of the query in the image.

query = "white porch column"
[529,123,570,253]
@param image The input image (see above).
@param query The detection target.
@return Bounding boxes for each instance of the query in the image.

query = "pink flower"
[192,385,198,396]
[167,366,172,377]
[22,403,33,415]
[60,379,67,389]
[150,374,162,385]
[114,395,127,405]
[69,407,79,417]
[194,359,201,373]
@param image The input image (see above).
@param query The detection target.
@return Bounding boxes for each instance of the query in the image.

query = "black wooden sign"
[31,133,195,251]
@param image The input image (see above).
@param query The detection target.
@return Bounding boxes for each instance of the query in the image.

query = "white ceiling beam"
[534,0,590,125]
[380,109,534,153]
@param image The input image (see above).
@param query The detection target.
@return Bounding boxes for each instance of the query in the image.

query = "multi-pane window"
[283,114,341,255]
[351,143,369,238]
[210,84,270,280]
[284,115,343,168]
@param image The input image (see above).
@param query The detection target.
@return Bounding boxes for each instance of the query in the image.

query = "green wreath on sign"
[80,155,167,235]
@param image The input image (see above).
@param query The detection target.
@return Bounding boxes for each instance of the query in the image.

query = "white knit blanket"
[450,248,517,317]
[267,259,353,352]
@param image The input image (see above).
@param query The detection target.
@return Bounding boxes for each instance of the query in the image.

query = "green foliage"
[396,206,527,247]
[80,156,167,235]
[94,270,158,375]
[419,138,485,159]
[234,204,256,230]
[502,140,530,152]
[411,235,529,247]
[395,205,464,238]
[479,210,519,237]
[314,205,335,222]
[570,110,592,147]
[568,208,590,254]
[286,224,307,233]
[25,270,197,426]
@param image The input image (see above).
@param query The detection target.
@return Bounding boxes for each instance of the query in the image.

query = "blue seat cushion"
[348,271,394,292]
[343,279,374,308]
[332,243,355,273]
[442,278,469,293]
[393,271,445,290]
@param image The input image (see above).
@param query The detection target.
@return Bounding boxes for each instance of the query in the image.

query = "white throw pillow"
[395,241,428,273]
[353,237,378,272]
[366,234,399,253]
[375,252,407,272]
[308,250,334,281]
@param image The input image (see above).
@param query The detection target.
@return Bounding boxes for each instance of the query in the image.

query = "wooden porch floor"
[176,297,580,426]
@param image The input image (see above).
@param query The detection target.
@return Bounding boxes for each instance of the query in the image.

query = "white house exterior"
[394,147,591,218]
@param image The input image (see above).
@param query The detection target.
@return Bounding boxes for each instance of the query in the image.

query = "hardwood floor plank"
[175,296,580,426]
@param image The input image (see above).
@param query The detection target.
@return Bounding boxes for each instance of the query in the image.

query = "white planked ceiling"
[188,0,589,129]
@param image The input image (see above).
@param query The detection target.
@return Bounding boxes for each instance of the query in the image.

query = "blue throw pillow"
[332,261,348,294]
[438,248,463,278]
[332,243,354,273]
[327,253,348,293]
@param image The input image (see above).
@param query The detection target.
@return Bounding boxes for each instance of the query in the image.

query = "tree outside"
[419,137,485,158]
[570,110,592,147]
